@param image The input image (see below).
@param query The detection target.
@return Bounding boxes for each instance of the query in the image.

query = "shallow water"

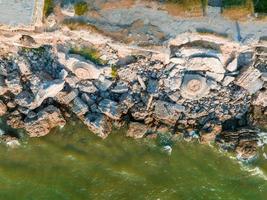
[0,120,266,200]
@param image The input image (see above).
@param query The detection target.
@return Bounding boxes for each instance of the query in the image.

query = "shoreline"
[0,27,266,161]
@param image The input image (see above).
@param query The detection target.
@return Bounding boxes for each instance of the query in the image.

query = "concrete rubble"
[0,32,266,161]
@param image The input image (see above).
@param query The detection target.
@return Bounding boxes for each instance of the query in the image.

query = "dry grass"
[222,6,253,20]
[101,0,136,10]
[222,0,254,20]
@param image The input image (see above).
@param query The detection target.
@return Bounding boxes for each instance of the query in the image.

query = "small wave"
[240,165,267,181]
[257,132,267,147]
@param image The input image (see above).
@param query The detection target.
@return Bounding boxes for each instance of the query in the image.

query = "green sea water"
[0,120,267,200]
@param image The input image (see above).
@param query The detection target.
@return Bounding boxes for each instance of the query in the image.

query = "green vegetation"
[196,28,228,38]
[111,65,118,79]
[74,1,89,16]
[69,47,107,66]
[253,0,267,13]
[43,0,54,17]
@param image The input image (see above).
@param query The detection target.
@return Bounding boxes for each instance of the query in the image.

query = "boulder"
[66,58,100,80]
[180,73,210,100]
[31,79,65,109]
[24,106,66,137]
[78,81,98,93]
[154,100,185,125]
[127,122,148,139]
[71,97,88,116]
[253,90,267,107]
[98,99,123,120]
[235,67,263,94]
[84,113,112,139]
[0,100,7,116]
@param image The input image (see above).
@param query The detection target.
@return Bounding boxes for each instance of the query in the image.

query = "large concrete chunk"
[65,58,101,80]
[235,67,263,94]
[71,97,88,116]
[31,79,65,109]
[24,106,66,137]
[84,113,112,139]
[0,100,7,116]
[98,99,123,120]
[154,100,185,125]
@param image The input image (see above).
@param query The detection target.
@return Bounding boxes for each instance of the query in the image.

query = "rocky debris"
[24,106,66,137]
[71,97,88,116]
[127,122,148,139]
[216,129,259,161]
[0,33,266,160]
[77,80,97,94]
[0,135,21,148]
[55,89,79,105]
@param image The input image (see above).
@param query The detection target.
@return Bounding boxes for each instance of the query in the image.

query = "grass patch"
[111,66,118,79]
[222,0,254,20]
[196,28,228,38]
[69,47,107,66]
[43,0,54,17]
[153,0,206,17]
[74,1,89,16]
[63,19,103,33]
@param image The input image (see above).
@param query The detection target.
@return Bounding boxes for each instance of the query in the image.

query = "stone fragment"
[222,76,235,86]
[94,76,112,91]
[137,75,146,90]
[84,113,112,139]
[17,59,31,75]
[180,73,210,100]
[226,58,238,72]
[235,67,263,94]
[187,57,225,74]
[253,90,267,107]
[24,106,66,137]
[78,81,97,93]
[19,35,36,46]
[55,89,79,105]
[111,82,129,93]
[66,58,100,80]
[0,100,7,116]
[154,100,185,125]
[31,79,65,109]
[98,99,122,120]
[71,97,88,116]
[127,122,148,139]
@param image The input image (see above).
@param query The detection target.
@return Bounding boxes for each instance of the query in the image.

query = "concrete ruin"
[0,22,266,161]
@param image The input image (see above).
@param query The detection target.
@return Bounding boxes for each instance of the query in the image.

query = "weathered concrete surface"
[0,0,44,28]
